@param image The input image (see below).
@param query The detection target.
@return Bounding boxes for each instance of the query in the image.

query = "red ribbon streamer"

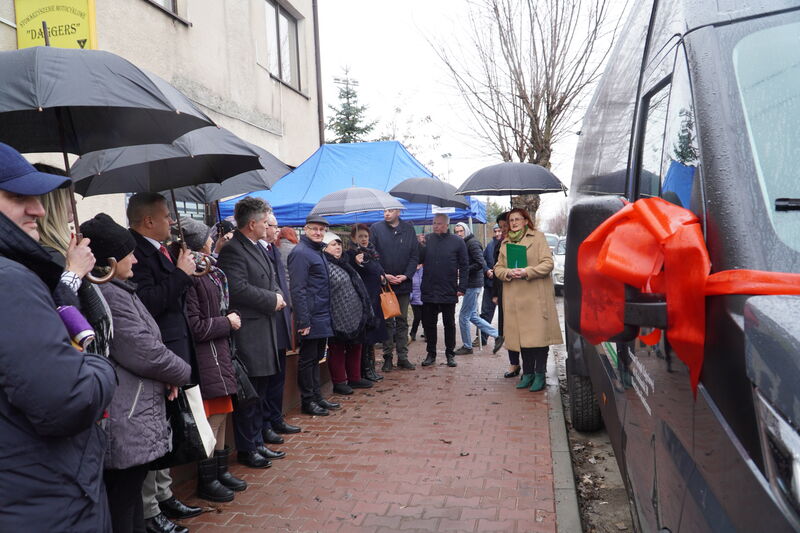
[578,197,800,393]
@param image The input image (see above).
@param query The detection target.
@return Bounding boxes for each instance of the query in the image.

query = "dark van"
[564,1,800,531]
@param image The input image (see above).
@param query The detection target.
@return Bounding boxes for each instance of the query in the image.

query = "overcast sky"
[317,1,586,221]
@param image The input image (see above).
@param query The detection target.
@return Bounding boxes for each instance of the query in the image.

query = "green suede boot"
[516,374,535,389]
[530,373,546,392]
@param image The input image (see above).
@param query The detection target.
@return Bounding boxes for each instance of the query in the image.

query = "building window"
[175,201,205,221]
[148,0,177,13]
[265,1,300,90]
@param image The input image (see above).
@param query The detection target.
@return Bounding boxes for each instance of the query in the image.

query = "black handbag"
[230,339,259,407]
[150,386,208,469]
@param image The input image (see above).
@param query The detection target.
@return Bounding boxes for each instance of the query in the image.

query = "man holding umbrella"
[370,208,418,371]
[127,192,201,533]
[0,143,117,531]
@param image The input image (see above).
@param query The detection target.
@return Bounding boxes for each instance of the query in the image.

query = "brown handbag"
[379,284,402,319]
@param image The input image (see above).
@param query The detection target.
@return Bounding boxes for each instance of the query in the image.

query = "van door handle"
[624,299,667,329]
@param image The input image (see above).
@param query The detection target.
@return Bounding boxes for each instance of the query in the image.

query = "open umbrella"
[0,45,216,281]
[389,177,469,209]
[310,187,405,217]
[456,162,567,196]
[71,127,284,196]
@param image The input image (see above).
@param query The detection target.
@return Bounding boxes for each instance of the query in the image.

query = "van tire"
[569,372,602,432]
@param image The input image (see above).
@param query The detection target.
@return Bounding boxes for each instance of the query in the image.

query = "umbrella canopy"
[0,46,215,155]
[389,177,469,209]
[309,187,405,217]
[71,127,281,196]
[456,162,567,196]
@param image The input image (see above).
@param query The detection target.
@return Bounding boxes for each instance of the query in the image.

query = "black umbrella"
[71,127,286,197]
[456,162,567,196]
[389,177,469,209]
[0,46,214,154]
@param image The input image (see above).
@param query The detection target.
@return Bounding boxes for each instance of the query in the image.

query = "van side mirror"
[565,195,669,340]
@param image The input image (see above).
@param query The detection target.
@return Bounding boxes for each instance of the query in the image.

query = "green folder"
[506,243,528,268]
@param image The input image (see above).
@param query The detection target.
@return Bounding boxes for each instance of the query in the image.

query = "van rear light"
[755,390,800,517]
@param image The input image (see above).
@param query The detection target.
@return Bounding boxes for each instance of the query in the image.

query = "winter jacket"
[483,238,499,289]
[217,231,281,378]
[326,251,375,343]
[100,279,191,470]
[420,232,469,304]
[346,247,388,344]
[263,241,293,351]
[410,267,423,306]
[463,234,487,288]
[185,273,237,400]
[494,230,563,351]
[370,219,419,295]
[288,235,333,339]
[0,212,116,532]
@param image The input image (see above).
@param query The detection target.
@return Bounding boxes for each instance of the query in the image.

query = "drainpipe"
[312,0,324,146]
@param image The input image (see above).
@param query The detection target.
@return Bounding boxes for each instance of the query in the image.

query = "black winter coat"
[420,232,469,304]
[217,231,281,378]
[264,242,293,351]
[463,234,487,289]
[369,219,418,295]
[185,274,237,399]
[288,235,333,339]
[346,247,388,344]
[484,238,499,289]
[0,213,116,532]
[130,230,196,373]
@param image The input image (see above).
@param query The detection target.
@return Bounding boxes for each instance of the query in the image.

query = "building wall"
[0,0,322,225]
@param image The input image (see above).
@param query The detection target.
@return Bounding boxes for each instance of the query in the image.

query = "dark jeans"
[422,302,456,358]
[383,292,410,361]
[298,337,327,404]
[262,349,287,429]
[410,304,423,337]
[479,287,497,342]
[233,375,269,451]
[520,347,549,375]
[104,464,149,533]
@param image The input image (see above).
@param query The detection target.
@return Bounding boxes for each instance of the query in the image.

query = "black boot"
[362,346,383,382]
[216,447,247,492]
[198,457,234,502]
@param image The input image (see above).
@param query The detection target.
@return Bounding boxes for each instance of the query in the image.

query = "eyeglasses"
[305,225,326,233]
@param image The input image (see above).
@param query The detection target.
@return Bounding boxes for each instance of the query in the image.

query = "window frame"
[265,0,301,91]
[633,74,672,200]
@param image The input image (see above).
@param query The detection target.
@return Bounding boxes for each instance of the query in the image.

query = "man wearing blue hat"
[0,142,117,531]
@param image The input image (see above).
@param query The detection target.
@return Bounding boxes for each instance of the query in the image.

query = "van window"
[638,81,671,198]
[733,21,800,251]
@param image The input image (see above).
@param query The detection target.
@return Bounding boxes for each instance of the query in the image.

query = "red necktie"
[159,245,174,264]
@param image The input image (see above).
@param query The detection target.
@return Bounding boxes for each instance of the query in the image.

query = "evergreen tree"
[326,72,376,144]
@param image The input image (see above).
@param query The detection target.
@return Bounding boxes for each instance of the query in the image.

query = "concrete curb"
[547,357,583,533]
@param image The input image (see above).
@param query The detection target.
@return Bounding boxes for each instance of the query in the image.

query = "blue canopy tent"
[219,141,486,225]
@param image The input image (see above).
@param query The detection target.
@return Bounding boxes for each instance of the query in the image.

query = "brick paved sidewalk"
[175,337,556,533]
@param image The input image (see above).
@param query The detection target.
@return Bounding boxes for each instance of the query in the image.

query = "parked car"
[563,1,800,531]
[544,232,558,251]
[552,237,565,294]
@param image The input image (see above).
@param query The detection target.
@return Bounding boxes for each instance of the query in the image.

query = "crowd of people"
[0,141,562,532]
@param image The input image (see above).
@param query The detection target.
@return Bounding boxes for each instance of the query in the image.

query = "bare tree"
[543,200,569,235]
[435,0,625,216]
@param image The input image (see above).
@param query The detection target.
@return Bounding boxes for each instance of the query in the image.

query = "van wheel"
[569,372,602,432]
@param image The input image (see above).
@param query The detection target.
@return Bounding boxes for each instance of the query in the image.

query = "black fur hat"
[80,213,137,267]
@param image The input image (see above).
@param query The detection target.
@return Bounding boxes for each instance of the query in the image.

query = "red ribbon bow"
[578,197,800,393]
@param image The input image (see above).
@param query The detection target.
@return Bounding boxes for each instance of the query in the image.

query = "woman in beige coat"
[494,208,563,391]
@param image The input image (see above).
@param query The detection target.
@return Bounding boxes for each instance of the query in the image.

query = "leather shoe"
[318,398,341,410]
[396,358,416,370]
[453,346,473,355]
[333,382,353,395]
[492,335,505,354]
[256,445,286,459]
[273,419,301,434]
[446,356,457,367]
[237,450,271,468]
[421,354,436,366]
[263,427,284,445]
[302,401,329,416]
[504,366,521,378]
[145,513,188,533]
[158,496,201,520]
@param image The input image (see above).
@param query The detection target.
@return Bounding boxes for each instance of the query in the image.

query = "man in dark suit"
[127,192,200,533]
[217,198,287,469]
[259,212,301,445]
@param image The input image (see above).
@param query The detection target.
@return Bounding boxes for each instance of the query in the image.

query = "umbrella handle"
[86,258,117,284]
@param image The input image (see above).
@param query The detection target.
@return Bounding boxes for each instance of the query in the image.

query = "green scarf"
[507,228,526,243]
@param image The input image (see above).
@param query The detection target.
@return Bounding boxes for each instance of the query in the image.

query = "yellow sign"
[14,0,97,50]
